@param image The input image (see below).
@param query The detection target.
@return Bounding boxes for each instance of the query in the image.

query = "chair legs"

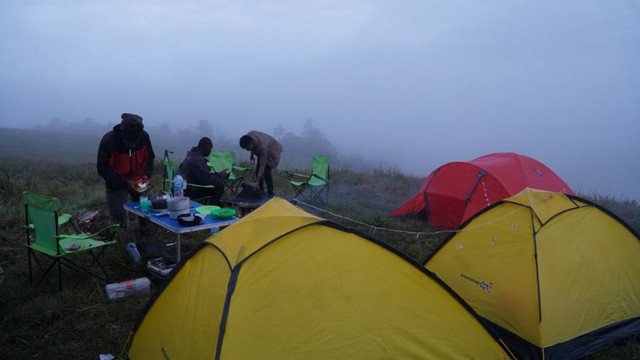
[224,180,242,198]
[291,184,329,205]
[291,185,305,201]
[68,247,112,283]
[28,249,63,291]
[27,247,112,291]
[309,185,329,205]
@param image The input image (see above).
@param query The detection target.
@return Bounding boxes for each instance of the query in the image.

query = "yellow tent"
[425,188,640,359]
[129,198,513,359]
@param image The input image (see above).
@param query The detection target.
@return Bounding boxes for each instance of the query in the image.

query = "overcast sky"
[1,0,639,200]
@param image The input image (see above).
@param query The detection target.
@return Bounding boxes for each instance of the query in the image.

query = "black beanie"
[120,113,143,142]
[120,113,143,131]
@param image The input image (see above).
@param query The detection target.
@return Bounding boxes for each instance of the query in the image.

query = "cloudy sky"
[1,0,639,200]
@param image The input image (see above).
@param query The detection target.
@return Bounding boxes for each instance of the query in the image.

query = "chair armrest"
[188,183,216,189]
[232,166,250,177]
[286,171,310,181]
[292,172,311,178]
[58,213,72,226]
[58,223,119,241]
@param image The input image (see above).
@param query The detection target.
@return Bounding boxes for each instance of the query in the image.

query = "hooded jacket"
[246,130,283,179]
[178,147,224,189]
[97,124,155,190]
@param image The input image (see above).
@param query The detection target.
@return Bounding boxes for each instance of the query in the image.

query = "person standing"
[178,137,228,205]
[239,130,283,197]
[97,113,155,225]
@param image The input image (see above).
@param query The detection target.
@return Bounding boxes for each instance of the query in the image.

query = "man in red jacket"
[97,113,155,225]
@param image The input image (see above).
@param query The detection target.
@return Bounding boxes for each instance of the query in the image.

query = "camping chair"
[207,150,250,196]
[165,149,224,204]
[162,150,177,194]
[286,155,330,205]
[23,191,118,291]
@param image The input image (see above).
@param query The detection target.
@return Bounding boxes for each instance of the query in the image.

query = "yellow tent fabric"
[425,188,640,360]
[129,198,513,359]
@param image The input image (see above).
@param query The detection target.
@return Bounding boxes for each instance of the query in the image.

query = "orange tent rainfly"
[390,152,574,229]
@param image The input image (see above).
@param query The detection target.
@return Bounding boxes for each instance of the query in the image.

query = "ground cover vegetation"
[1,155,638,359]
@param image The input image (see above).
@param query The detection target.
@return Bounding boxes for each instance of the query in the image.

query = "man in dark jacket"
[178,137,228,206]
[97,113,155,224]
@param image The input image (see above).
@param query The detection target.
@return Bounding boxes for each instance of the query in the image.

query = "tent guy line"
[295,196,543,238]
[293,200,453,238]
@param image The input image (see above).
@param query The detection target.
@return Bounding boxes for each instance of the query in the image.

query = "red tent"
[390,152,574,229]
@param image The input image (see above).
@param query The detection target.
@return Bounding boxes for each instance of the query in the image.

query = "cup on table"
[140,198,151,213]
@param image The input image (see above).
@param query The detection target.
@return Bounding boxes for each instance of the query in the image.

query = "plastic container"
[168,196,191,219]
[172,175,186,197]
[146,257,176,277]
[106,277,151,300]
[126,242,142,265]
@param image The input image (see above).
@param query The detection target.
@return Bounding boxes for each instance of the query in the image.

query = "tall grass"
[0,157,638,359]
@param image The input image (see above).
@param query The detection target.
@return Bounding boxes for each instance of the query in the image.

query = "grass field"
[0,156,638,359]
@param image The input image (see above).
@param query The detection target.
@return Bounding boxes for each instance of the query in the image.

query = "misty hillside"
[0,123,389,172]
[0,128,100,163]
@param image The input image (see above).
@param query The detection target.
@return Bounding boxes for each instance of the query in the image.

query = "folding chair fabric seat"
[23,191,118,291]
[287,155,330,205]
[207,150,250,196]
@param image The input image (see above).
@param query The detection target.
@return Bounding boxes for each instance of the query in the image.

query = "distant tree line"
[28,117,387,171]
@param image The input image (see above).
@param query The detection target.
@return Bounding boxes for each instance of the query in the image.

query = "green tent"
[129,198,513,359]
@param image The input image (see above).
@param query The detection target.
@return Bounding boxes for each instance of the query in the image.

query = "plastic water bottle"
[126,242,142,265]
[172,175,185,197]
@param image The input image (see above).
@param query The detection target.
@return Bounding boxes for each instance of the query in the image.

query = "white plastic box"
[105,277,151,300]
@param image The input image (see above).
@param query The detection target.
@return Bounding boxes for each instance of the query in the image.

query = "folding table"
[123,200,238,262]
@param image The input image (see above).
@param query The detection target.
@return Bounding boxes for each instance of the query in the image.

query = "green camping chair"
[286,155,330,205]
[23,191,118,291]
[166,149,226,204]
[162,149,177,194]
[207,150,250,195]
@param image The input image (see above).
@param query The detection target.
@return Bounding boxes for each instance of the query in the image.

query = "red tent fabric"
[390,152,574,229]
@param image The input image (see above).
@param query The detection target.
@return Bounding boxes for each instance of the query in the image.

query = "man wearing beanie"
[97,113,155,225]
[178,136,229,206]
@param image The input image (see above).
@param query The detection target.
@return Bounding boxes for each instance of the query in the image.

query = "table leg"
[176,233,181,262]
[125,208,130,241]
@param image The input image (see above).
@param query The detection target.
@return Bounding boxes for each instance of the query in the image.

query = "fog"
[1,1,639,201]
